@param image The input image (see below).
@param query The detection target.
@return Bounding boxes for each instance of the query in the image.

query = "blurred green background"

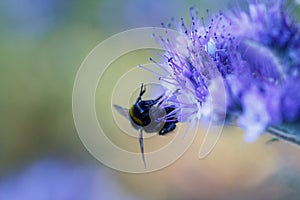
[1,0,300,199]
[0,0,233,173]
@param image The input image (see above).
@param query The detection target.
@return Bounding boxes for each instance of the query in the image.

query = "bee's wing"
[113,104,130,120]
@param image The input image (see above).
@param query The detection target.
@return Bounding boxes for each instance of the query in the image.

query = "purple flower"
[228,0,300,77]
[151,1,300,142]
[151,8,240,125]
[237,85,282,142]
[224,0,300,140]
[280,76,300,121]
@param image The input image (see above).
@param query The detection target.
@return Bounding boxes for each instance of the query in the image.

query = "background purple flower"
[222,0,300,141]
[0,159,136,200]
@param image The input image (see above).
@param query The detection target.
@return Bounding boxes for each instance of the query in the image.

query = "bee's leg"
[144,95,163,107]
[159,122,176,135]
[154,95,163,103]
[139,128,147,168]
[136,84,146,103]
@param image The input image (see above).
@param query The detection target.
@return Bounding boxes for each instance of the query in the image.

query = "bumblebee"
[114,84,178,167]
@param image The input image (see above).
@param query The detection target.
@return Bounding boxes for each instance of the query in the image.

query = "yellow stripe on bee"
[129,106,143,126]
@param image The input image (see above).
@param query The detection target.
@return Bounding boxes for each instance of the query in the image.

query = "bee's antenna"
[139,83,146,97]
[139,128,147,168]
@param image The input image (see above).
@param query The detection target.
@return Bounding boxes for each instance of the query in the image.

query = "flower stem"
[267,122,300,146]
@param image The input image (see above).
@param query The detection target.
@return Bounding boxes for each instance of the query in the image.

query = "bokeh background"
[1,0,300,199]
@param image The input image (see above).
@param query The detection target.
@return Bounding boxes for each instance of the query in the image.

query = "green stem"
[267,122,300,146]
